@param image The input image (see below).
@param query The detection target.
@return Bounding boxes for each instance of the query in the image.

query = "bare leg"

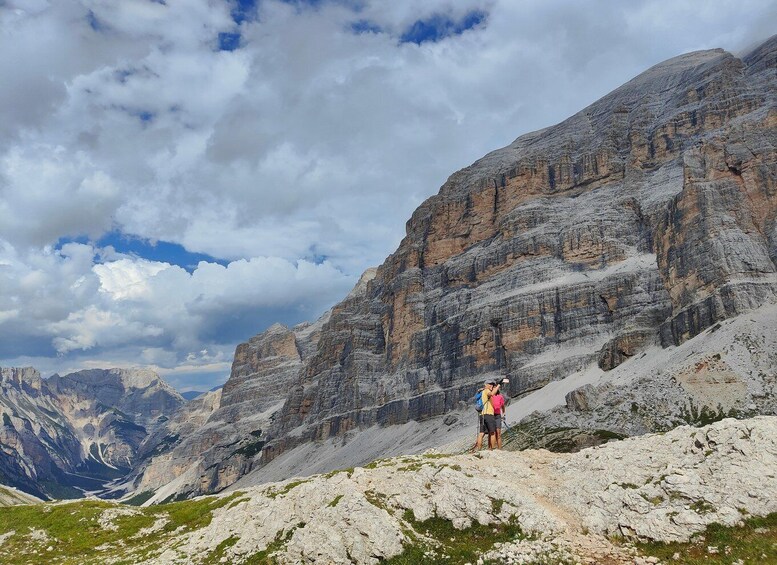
[472,432,485,452]
[496,429,502,449]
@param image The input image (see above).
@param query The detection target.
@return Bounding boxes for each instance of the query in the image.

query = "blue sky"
[0,0,775,391]
[57,232,228,273]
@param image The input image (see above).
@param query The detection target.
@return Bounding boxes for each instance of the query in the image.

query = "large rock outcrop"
[135,37,777,498]
[6,416,774,564]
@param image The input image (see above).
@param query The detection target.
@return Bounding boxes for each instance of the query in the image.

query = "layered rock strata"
[275,39,777,451]
[136,37,777,498]
[130,313,331,501]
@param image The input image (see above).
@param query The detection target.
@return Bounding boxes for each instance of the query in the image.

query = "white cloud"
[49,305,164,353]
[94,258,170,300]
[0,146,121,247]
[0,0,775,387]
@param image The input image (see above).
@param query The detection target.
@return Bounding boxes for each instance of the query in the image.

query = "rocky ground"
[1,416,775,564]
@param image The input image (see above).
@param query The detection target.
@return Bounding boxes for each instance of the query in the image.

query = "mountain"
[1,416,775,563]
[0,367,183,499]
[125,314,332,501]
[128,36,777,501]
[0,484,42,507]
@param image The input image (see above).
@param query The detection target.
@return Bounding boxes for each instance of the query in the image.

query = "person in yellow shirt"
[471,380,498,452]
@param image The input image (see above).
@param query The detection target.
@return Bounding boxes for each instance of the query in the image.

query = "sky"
[1,0,775,391]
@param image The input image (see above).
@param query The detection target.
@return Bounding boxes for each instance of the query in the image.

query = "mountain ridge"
[126,35,777,500]
[0,366,184,499]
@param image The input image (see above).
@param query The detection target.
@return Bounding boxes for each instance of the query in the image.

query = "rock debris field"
[130,416,777,564]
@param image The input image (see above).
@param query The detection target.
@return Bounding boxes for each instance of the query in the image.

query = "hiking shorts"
[481,414,496,434]
[495,414,502,430]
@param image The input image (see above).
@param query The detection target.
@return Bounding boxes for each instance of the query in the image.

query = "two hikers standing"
[472,379,506,451]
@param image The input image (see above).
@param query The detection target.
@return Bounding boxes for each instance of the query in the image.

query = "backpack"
[474,389,484,412]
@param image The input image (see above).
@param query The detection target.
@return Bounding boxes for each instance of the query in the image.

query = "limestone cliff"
[135,37,777,498]
[128,314,329,500]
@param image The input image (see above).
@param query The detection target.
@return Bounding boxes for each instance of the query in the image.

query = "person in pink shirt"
[491,383,506,449]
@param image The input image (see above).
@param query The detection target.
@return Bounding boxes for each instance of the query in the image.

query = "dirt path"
[513,450,642,564]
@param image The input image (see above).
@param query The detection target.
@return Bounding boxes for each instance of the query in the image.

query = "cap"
[483,380,492,386]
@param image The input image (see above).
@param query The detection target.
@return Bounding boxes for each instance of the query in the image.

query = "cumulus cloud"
[0,0,775,388]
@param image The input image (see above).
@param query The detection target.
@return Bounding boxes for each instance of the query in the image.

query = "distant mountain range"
[180,385,224,401]
[0,367,183,499]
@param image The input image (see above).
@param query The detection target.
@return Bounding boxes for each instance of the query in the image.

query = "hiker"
[491,382,506,449]
[471,380,497,452]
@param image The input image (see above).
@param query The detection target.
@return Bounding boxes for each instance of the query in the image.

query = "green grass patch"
[637,512,777,564]
[639,493,664,505]
[266,480,309,499]
[385,509,525,564]
[422,453,450,460]
[204,534,239,564]
[323,467,354,479]
[678,401,741,428]
[0,499,154,564]
[396,462,429,472]
[328,494,344,507]
[242,522,305,565]
[690,499,715,515]
[364,490,392,513]
[364,458,392,469]
[123,490,155,506]
[0,491,245,564]
[227,495,251,510]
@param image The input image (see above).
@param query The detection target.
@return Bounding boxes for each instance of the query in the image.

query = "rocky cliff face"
[500,302,777,453]
[134,37,777,499]
[128,313,331,501]
[0,367,183,499]
[279,39,776,442]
